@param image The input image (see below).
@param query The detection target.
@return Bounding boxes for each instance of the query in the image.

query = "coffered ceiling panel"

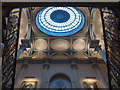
[92,8,103,38]
[34,39,47,51]
[50,39,70,51]
[73,39,86,51]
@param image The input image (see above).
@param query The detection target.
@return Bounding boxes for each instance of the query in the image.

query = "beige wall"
[15,63,108,88]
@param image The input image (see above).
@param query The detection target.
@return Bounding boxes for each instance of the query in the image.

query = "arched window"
[49,74,72,88]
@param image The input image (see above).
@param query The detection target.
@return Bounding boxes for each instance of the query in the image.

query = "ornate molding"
[17,57,105,64]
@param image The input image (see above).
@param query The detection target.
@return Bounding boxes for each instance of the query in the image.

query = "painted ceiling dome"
[36,7,84,36]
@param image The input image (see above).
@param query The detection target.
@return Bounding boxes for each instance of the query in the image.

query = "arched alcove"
[50,53,70,61]
[92,8,103,38]
[49,73,72,88]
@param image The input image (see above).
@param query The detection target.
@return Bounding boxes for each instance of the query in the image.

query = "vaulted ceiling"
[18,7,105,60]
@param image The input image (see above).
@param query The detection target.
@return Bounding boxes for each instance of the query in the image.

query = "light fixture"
[83,77,97,84]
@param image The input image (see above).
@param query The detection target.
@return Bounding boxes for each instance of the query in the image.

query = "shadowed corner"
[0,1,2,90]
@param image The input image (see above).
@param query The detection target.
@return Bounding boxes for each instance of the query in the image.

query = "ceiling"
[18,7,104,60]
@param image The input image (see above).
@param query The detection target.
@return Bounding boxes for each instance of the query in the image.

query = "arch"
[49,73,72,88]
[50,52,70,58]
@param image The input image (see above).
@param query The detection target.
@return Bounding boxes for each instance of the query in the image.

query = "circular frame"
[36,7,85,36]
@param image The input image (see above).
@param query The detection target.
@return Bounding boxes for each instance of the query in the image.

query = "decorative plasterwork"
[50,39,70,51]
[73,39,86,51]
[92,8,103,38]
[34,39,47,51]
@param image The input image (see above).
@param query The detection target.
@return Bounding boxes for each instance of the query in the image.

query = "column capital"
[69,56,77,69]
[43,63,49,70]
[43,56,51,63]
[71,63,77,69]
[91,62,98,68]
[69,56,77,63]
[22,61,28,68]
[43,56,51,70]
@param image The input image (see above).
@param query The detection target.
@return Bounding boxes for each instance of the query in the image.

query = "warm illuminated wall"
[15,63,108,88]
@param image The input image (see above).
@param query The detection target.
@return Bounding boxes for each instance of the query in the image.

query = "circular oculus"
[36,7,84,36]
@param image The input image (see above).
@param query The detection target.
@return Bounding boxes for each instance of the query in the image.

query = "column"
[70,57,80,88]
[92,62,109,88]
[14,61,28,88]
[40,57,50,88]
